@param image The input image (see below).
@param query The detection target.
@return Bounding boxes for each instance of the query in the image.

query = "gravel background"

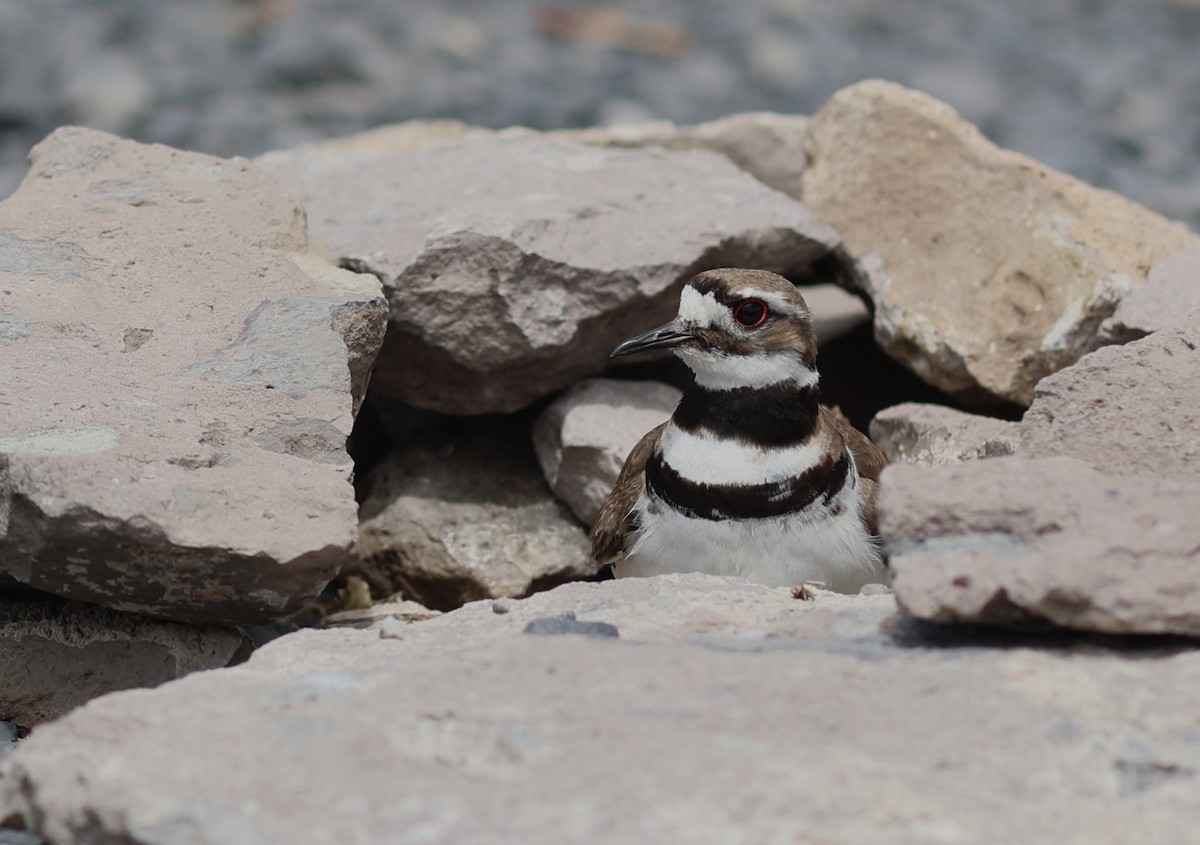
[1,0,1199,227]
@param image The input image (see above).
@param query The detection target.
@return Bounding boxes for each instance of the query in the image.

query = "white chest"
[616,441,884,592]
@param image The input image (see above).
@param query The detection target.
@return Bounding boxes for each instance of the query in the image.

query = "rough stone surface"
[1099,249,1200,345]
[534,379,681,525]
[354,433,594,610]
[260,129,846,414]
[0,590,243,727]
[3,575,1200,845]
[0,127,388,625]
[558,111,810,197]
[1018,309,1200,482]
[870,402,1019,467]
[801,80,1200,407]
[882,457,1200,635]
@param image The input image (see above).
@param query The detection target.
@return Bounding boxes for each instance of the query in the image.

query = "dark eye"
[733,299,768,328]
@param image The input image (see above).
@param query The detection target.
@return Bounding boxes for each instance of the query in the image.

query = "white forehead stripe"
[677,285,809,326]
[678,286,730,326]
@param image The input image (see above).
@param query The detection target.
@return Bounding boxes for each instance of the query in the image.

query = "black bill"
[610,322,694,358]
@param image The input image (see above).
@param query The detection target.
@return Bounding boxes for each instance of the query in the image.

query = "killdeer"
[591,268,887,593]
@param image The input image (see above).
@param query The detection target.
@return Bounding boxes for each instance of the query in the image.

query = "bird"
[590,268,888,594]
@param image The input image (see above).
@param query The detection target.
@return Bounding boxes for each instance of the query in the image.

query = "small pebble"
[523,612,619,638]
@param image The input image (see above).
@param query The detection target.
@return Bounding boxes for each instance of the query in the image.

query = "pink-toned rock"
[801,80,1200,406]
[3,576,1199,845]
[0,128,387,625]
[260,130,845,414]
[882,457,1200,635]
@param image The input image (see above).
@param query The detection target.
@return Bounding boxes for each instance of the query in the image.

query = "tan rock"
[533,379,681,525]
[354,433,594,610]
[801,80,1200,406]
[882,457,1200,635]
[4,575,1200,844]
[870,402,1019,467]
[260,130,844,414]
[1,590,243,727]
[0,127,387,624]
[559,110,810,196]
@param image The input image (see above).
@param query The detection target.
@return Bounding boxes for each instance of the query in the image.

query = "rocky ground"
[1,31,1199,845]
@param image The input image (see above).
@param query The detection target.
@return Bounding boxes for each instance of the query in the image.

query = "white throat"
[676,347,820,392]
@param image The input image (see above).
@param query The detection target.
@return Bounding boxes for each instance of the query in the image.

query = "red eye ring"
[733,299,769,329]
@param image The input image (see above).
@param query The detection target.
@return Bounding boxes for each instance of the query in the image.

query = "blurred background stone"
[2,0,1199,232]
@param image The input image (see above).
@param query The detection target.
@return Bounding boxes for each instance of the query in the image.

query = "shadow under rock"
[882,612,1200,658]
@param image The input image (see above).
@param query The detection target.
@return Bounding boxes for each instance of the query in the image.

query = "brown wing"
[589,422,666,566]
[820,405,887,481]
[820,406,887,534]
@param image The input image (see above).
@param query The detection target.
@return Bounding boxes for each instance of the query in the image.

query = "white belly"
[615,471,884,593]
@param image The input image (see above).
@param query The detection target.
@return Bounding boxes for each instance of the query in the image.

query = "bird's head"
[611,268,819,391]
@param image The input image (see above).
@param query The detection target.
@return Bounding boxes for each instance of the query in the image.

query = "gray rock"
[534,379,681,526]
[876,306,1200,480]
[260,130,845,414]
[882,457,1200,635]
[1099,249,1200,345]
[354,433,595,610]
[1018,309,1200,482]
[4,574,1200,844]
[1,590,243,727]
[870,402,1019,467]
[0,127,387,625]
[801,80,1200,407]
[558,110,811,196]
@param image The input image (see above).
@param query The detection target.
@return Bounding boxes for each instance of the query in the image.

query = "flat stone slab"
[2,575,1199,844]
[0,127,387,624]
[0,590,243,727]
[801,80,1200,406]
[883,458,1200,635]
[260,129,844,414]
